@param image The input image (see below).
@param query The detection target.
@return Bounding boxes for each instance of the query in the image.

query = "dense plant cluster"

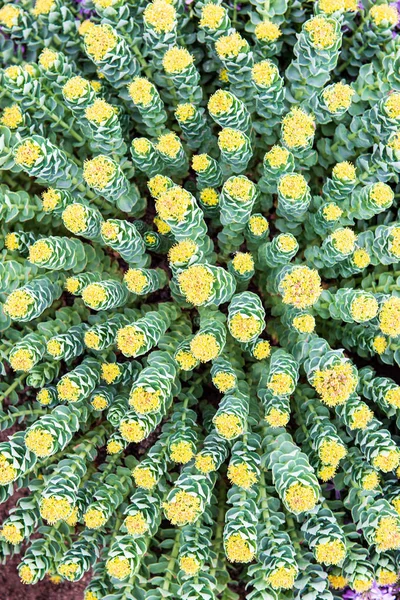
[1,0,400,598]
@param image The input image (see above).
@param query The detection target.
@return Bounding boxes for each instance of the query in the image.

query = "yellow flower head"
[175,349,198,371]
[180,555,201,576]
[9,348,34,372]
[129,386,161,414]
[192,154,210,172]
[370,3,398,27]
[128,77,154,106]
[84,24,117,62]
[178,264,215,305]
[116,325,146,357]
[82,283,107,308]
[195,454,216,473]
[322,203,343,221]
[279,173,308,200]
[373,449,400,472]
[265,408,290,428]
[227,462,258,489]
[265,145,290,168]
[199,3,225,29]
[57,377,80,402]
[255,19,281,42]
[219,128,246,152]
[0,454,17,485]
[215,32,247,59]
[313,362,357,406]
[379,296,400,337]
[350,404,374,430]
[168,239,197,265]
[190,333,220,362]
[143,0,176,33]
[63,76,91,100]
[156,186,191,222]
[284,482,317,514]
[328,574,348,590]
[281,107,315,149]
[133,466,157,489]
[385,93,400,119]
[214,413,243,439]
[106,557,131,580]
[232,252,254,275]
[293,314,315,333]
[175,103,195,122]
[372,335,387,355]
[5,233,19,251]
[277,234,298,253]
[370,182,394,207]
[28,240,52,265]
[25,428,54,457]
[350,294,378,322]
[224,176,254,201]
[253,340,272,360]
[252,60,279,86]
[125,512,148,536]
[32,0,55,16]
[208,90,233,116]
[156,132,182,158]
[124,269,148,294]
[389,226,400,258]
[85,99,114,125]
[267,372,294,396]
[78,19,96,36]
[213,371,236,393]
[4,65,22,80]
[304,15,338,49]
[84,508,107,529]
[119,419,146,443]
[318,0,344,14]
[331,227,357,254]
[163,490,201,525]
[42,188,62,212]
[4,289,34,320]
[46,339,63,358]
[318,465,337,482]
[83,155,116,189]
[200,187,219,206]
[315,539,346,566]
[267,566,297,590]
[58,563,79,581]
[1,523,23,545]
[107,439,123,454]
[280,266,322,309]
[1,104,23,129]
[0,4,21,28]
[323,83,354,113]
[19,565,35,584]
[225,533,254,563]
[40,496,72,523]
[163,47,193,74]
[229,313,262,342]
[101,361,121,384]
[386,386,400,409]
[91,394,108,411]
[352,248,370,269]
[319,439,347,466]
[39,48,59,70]
[333,160,356,181]
[375,516,400,551]
[248,214,269,236]
[132,138,151,156]
[170,440,194,464]
[377,569,398,586]
[14,140,42,168]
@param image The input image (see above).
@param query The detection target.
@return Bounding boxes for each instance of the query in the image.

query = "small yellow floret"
[1,523,23,545]
[42,188,62,212]
[266,408,289,427]
[373,449,400,473]
[0,4,21,28]
[175,103,195,122]
[25,429,54,457]
[119,420,145,443]
[106,557,131,580]
[175,349,198,371]
[83,155,116,190]
[323,83,354,113]
[1,104,23,129]
[229,313,261,343]
[129,387,161,414]
[265,145,289,168]
[208,90,233,115]
[224,176,253,201]
[28,240,52,264]
[82,283,107,308]
[200,3,225,29]
[170,441,194,464]
[63,76,90,100]
[133,466,157,489]
[255,19,281,42]
[350,405,373,430]
[225,533,254,563]
[253,340,271,360]
[180,555,201,576]
[163,47,193,74]
[331,228,357,254]
[315,540,346,565]
[304,15,338,49]
[10,348,34,372]
[379,296,400,337]
[19,565,34,584]
[84,24,117,62]
[107,440,123,454]
[267,373,293,396]
[293,314,315,333]
[0,454,17,485]
[215,32,247,59]
[284,482,317,514]
[178,265,214,305]
[163,490,201,525]
[143,0,176,33]
[228,462,257,489]
[267,566,296,590]
[57,377,80,402]
[190,333,220,362]
[168,239,197,265]
[156,132,182,158]
[84,508,106,529]
[385,93,400,119]
[192,154,210,172]
[313,362,356,407]
[46,339,62,358]
[116,326,145,357]
[319,439,347,466]
[125,512,148,536]
[375,516,400,551]
[352,248,370,269]
[214,413,242,439]
[40,496,72,523]
[195,454,216,473]
[370,3,398,27]
[252,60,278,86]
[328,574,348,590]
[14,140,42,168]
[84,330,101,350]
[213,372,236,393]
[85,99,114,125]
[128,78,154,106]
[39,48,58,70]
[218,128,246,152]
[32,0,55,16]
[322,203,343,221]
[281,107,315,149]
[350,295,378,322]
[280,266,322,309]
[91,395,108,411]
